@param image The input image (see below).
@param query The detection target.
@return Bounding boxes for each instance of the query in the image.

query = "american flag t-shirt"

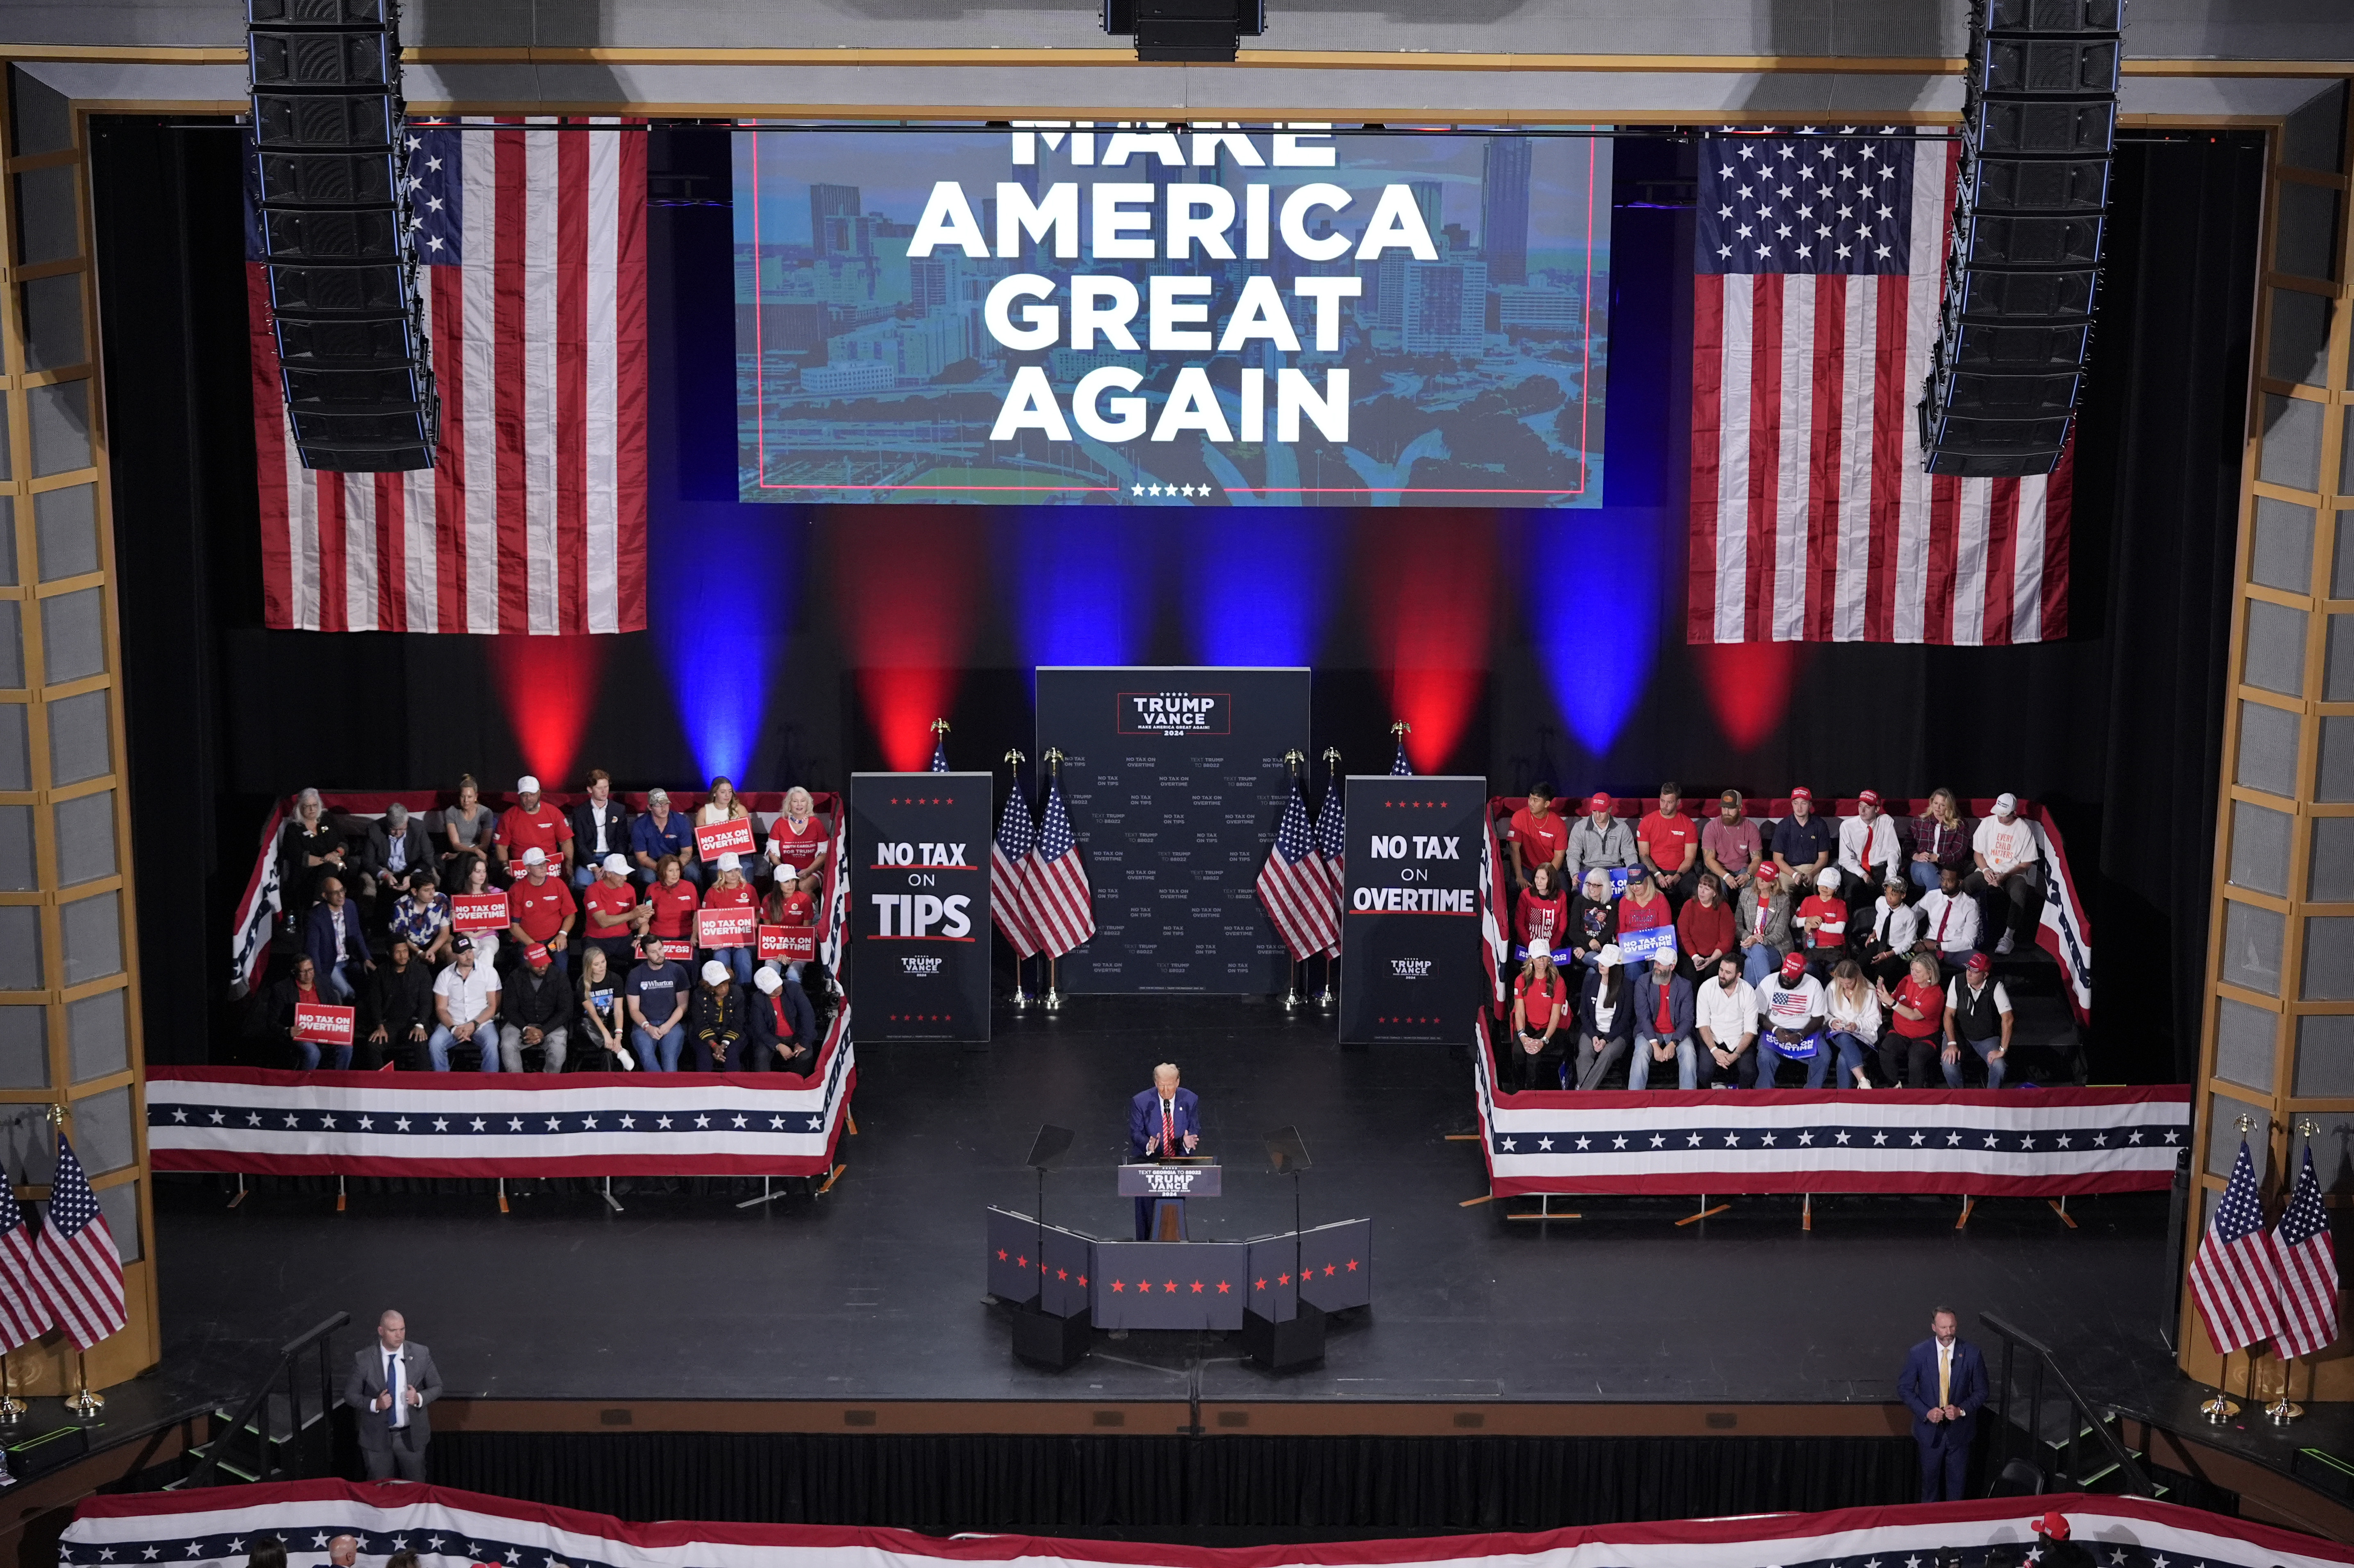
[1688,129,2071,646]
[32,1135,125,1351]
[245,120,649,634]
[2188,1139,2286,1357]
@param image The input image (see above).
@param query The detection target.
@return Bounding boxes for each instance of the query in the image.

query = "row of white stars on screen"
[1132,484,1214,497]
[1499,1128,2183,1152]
[163,1108,824,1132]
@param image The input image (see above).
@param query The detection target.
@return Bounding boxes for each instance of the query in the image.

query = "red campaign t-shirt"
[583,880,640,934]
[1637,810,1699,872]
[1514,889,1568,947]
[495,803,573,856]
[1893,975,1944,1038]
[705,882,757,916]
[507,877,577,942]
[1508,808,1569,872]
[769,814,828,870]
[771,888,816,927]
[647,880,700,940]
[1616,891,1672,934]
[1515,970,1569,1030]
[1798,893,1849,949]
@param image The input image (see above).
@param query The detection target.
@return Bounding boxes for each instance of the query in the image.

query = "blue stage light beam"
[652,501,794,783]
[1002,510,1152,669]
[1188,511,1335,667]
[1530,508,1662,758]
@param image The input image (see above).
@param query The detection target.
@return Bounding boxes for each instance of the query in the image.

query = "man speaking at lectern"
[1128,1062,1201,1239]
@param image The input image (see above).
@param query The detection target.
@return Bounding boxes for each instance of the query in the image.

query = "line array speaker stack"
[1101,0,1265,62]
[1917,0,2123,477]
[247,0,438,472]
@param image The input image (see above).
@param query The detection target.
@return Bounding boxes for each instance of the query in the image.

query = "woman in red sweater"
[1674,872,1735,981]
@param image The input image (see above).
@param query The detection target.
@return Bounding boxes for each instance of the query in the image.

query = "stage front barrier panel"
[142,1010,853,1179]
[2194,82,2354,1403]
[984,1208,1370,1330]
[59,1480,2354,1568]
[1474,1015,2188,1199]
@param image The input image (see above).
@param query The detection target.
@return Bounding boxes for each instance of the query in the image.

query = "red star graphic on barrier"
[996,1249,1007,1260]
[1190,1280,1204,1293]
[1056,1269,1068,1280]
[1254,1278,1267,1291]
[1111,1280,1125,1292]
[1163,1280,1177,1293]
[1216,1281,1231,1293]
[1346,1259,1358,1271]
[1136,1280,1152,1293]
[1324,1264,1337,1276]
[1278,1272,1291,1285]
[1015,1255,1027,1269]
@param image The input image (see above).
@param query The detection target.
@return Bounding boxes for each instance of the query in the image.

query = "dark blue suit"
[1128,1086,1201,1239]
[303,901,373,1004]
[1898,1334,1987,1501]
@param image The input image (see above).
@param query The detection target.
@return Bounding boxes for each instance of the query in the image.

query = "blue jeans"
[705,945,754,985]
[1757,1033,1830,1088]
[1909,861,1943,895]
[632,1023,686,1072]
[1742,943,1783,986]
[293,1040,352,1070]
[1827,1029,1873,1085]
[426,1024,501,1071]
[1942,1035,2007,1089]
[322,961,359,1004]
[1629,1033,1696,1090]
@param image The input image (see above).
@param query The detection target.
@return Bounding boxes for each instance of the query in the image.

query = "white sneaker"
[1996,931,2015,955]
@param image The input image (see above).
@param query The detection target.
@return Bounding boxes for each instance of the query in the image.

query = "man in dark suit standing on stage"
[1898,1305,1986,1501]
[1127,1062,1201,1239]
[344,1308,442,1480]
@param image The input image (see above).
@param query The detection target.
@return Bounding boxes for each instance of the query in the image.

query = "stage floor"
[154,998,2182,1409]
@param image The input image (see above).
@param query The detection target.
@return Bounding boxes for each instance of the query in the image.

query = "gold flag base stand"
[68,1352,102,1418]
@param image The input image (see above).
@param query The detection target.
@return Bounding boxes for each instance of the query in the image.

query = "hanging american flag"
[929,734,950,773]
[2189,1140,2286,1357]
[2271,1145,2341,1360]
[1258,775,1338,962]
[33,1135,124,1351]
[244,120,649,634]
[1390,739,1414,776]
[1311,774,1346,958]
[991,779,1040,961]
[1688,129,2071,646]
[1021,775,1096,958]
[0,1178,51,1353]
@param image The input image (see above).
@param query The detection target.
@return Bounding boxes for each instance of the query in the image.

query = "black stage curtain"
[430,1430,1919,1537]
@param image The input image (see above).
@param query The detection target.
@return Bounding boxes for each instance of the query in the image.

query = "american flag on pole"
[33,1135,124,1351]
[1390,739,1413,776]
[1258,775,1338,962]
[0,1178,52,1351]
[2189,1140,2286,1356]
[2271,1145,2341,1360]
[244,120,649,633]
[1021,775,1096,958]
[929,734,950,772]
[990,780,1040,960]
[1311,775,1345,958]
[1689,129,2071,645]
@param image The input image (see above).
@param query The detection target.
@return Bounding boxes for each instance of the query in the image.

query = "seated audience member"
[1943,952,2016,1089]
[567,769,633,889]
[279,787,346,913]
[453,857,506,972]
[304,877,373,1004]
[1694,954,1760,1090]
[504,847,578,977]
[1756,952,1830,1089]
[644,854,700,950]
[1910,786,1972,895]
[1769,786,1835,884]
[1507,782,1570,890]
[1615,865,1671,970]
[441,774,494,887]
[762,869,820,988]
[1675,873,1735,983]
[631,787,698,886]
[1513,864,1569,964]
[269,956,352,1071]
[426,936,502,1072]
[1918,863,1982,970]
[1508,942,1571,1092]
[1566,793,1637,886]
[767,786,830,890]
[575,946,630,1070]
[1822,959,1880,1091]
[1637,782,1701,907]
[701,854,759,984]
[1858,873,1923,990]
[498,944,570,1073]
[1836,790,1903,906]
[1702,789,1764,896]
[581,854,649,972]
[493,776,572,879]
[1567,868,1618,976]
[387,868,453,965]
[697,777,757,878]
[1737,864,1799,986]
[1968,791,2043,956]
[1796,868,1849,978]
[749,966,818,1075]
[359,801,433,912]
[625,935,689,1072]
[1631,946,1695,1090]
[363,936,434,1070]
[1876,953,1946,1088]
[1574,943,1633,1090]
[690,959,747,1071]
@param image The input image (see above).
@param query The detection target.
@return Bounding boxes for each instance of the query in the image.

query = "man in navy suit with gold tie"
[1127,1062,1201,1239]
[1898,1304,1987,1501]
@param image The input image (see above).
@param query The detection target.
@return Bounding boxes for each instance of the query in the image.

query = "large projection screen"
[733,126,1611,506]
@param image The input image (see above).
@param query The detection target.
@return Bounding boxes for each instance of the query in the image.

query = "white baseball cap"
[701,960,728,985]
[1816,867,1839,887]
[517,775,541,793]
[1597,943,1622,967]
[1652,945,1678,968]
[717,852,742,872]
[1526,939,1552,963]
[521,847,547,867]
[1994,791,2019,814]
[754,968,783,995]
[602,853,629,875]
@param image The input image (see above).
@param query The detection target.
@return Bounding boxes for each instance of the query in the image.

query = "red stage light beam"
[1690,641,1808,752]
[486,634,609,785]
[831,510,983,770]
[1358,512,1497,772]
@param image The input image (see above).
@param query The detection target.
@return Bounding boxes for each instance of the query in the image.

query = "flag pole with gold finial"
[1005,748,1031,1008]
[1317,746,1342,1010]
[1043,748,1065,1012]
[49,1104,101,1418]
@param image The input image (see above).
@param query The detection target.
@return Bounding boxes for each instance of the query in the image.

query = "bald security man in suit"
[344,1308,443,1480]
[1897,1304,1987,1501]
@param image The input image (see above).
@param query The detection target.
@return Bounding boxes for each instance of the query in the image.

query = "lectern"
[1117,1158,1220,1240]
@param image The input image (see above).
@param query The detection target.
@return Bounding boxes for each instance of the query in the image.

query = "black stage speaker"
[1102,0,1265,62]
[1012,1301,1091,1370]
[1242,1299,1326,1371]
[1917,0,2120,477]
[248,0,438,471]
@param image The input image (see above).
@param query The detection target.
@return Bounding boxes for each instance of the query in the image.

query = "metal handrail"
[184,1311,351,1489]
[1980,1311,2156,1497]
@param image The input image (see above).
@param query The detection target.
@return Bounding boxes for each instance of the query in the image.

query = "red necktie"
[1163,1104,1175,1154]
[1937,903,1951,941]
